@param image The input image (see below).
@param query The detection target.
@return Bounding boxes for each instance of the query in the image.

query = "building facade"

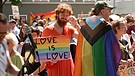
[5,0,134,23]
[3,0,98,23]
[108,0,135,16]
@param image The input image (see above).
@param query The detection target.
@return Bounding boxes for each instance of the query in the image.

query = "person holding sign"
[34,3,78,76]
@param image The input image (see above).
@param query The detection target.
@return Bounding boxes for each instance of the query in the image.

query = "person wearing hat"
[75,1,122,76]
[89,1,114,22]
[8,19,20,37]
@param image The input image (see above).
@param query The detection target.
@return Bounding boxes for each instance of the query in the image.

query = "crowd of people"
[1,1,135,76]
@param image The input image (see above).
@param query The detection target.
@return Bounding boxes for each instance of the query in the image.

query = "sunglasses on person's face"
[0,32,7,37]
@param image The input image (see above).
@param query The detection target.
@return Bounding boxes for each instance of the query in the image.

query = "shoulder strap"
[1,43,6,52]
[119,39,128,46]
[16,36,21,44]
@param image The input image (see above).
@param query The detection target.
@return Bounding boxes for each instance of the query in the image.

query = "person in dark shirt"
[21,26,47,76]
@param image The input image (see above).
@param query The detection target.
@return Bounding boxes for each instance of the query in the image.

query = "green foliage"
[9,0,22,6]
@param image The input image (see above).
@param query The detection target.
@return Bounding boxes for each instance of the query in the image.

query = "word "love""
[35,37,57,44]
[46,52,69,60]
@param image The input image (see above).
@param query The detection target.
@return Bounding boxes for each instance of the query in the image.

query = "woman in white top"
[112,20,135,63]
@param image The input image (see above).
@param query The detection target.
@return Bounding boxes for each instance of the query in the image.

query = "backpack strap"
[2,43,6,52]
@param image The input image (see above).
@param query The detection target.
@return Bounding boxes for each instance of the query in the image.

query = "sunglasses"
[0,32,7,37]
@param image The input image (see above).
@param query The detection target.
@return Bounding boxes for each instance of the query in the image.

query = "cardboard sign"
[35,35,71,62]
[11,5,20,19]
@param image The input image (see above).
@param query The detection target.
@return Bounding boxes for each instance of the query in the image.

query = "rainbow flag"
[30,10,56,25]
[75,17,122,76]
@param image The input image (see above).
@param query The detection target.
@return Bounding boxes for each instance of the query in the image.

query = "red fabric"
[126,25,135,44]
[41,25,75,76]
[126,25,135,61]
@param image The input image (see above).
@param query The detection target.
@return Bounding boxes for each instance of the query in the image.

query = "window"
[78,14,89,19]
[5,0,10,1]
[125,0,132,1]
[33,0,49,2]
[9,15,27,21]
[115,0,121,2]
[60,0,75,2]
[5,0,22,2]
[105,0,111,2]
[83,0,96,2]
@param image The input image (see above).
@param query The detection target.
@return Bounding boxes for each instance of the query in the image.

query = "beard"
[57,17,68,27]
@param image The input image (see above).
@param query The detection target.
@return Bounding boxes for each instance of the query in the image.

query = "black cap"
[9,19,16,24]
[94,1,114,10]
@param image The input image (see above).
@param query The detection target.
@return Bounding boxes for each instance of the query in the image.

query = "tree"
[0,0,22,13]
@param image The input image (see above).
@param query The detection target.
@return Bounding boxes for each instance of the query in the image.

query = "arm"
[6,54,20,75]
[68,16,81,33]
[72,30,78,44]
